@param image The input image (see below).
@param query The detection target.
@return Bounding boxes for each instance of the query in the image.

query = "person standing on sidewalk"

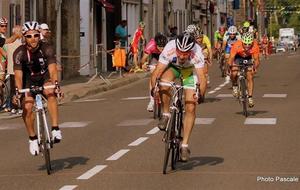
[130,21,145,72]
[115,20,129,49]
[39,23,51,43]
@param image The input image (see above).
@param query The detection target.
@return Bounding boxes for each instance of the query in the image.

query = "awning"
[99,0,114,12]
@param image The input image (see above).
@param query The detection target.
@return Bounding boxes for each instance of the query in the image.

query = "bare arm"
[48,63,58,83]
[14,70,23,90]
[195,67,207,96]
[150,62,167,88]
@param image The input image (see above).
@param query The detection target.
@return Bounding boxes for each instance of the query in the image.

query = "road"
[0,51,299,190]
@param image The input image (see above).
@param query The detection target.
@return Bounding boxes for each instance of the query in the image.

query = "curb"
[62,73,149,103]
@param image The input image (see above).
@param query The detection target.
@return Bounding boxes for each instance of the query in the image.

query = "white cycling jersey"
[158,40,205,69]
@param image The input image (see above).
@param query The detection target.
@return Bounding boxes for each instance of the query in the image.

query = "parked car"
[275,43,286,53]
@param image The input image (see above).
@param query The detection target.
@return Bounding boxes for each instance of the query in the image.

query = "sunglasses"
[24,34,40,39]
[0,25,7,28]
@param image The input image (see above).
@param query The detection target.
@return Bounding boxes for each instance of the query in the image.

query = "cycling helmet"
[228,26,238,34]
[22,21,40,34]
[0,17,8,25]
[154,33,168,47]
[185,24,197,34]
[139,21,145,28]
[195,25,204,37]
[175,32,195,52]
[243,21,250,28]
[241,32,254,45]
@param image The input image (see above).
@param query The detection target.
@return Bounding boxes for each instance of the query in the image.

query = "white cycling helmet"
[0,17,8,25]
[22,21,40,35]
[185,24,197,34]
[228,26,238,34]
[175,32,195,52]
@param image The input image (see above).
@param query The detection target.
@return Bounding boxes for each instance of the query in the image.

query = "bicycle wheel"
[153,98,161,119]
[171,107,183,170]
[162,111,176,174]
[240,78,248,117]
[39,112,51,175]
[0,80,9,108]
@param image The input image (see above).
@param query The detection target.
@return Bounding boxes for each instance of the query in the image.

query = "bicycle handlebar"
[17,85,56,94]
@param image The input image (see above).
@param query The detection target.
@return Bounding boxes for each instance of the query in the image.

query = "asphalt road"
[0,51,299,190]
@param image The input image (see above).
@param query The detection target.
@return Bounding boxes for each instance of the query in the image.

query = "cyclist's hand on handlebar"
[54,81,64,100]
[12,89,22,107]
[194,84,204,104]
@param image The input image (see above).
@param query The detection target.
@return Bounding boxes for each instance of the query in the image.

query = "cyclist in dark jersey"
[13,21,62,156]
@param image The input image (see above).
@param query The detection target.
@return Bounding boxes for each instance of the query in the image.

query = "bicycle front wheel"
[240,78,248,117]
[39,112,51,175]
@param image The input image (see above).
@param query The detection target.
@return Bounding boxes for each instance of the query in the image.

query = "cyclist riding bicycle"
[151,32,207,161]
[227,32,260,108]
[13,21,63,156]
[130,21,145,72]
[185,24,212,84]
[222,26,241,80]
[214,26,226,50]
[140,32,168,112]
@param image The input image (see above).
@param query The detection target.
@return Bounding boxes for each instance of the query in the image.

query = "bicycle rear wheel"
[39,112,51,175]
[153,98,161,119]
[162,111,176,174]
[240,78,248,117]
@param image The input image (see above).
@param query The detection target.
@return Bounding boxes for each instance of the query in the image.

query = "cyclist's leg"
[43,81,58,127]
[22,94,36,137]
[230,58,239,97]
[147,58,158,111]
[246,69,254,97]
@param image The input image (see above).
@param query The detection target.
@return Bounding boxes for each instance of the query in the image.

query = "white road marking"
[208,90,216,94]
[244,118,277,125]
[219,83,226,87]
[208,81,229,94]
[117,119,153,126]
[106,149,130,161]
[263,94,287,98]
[216,94,234,98]
[74,98,106,103]
[59,185,78,190]
[77,165,107,180]
[128,137,149,146]
[0,113,21,120]
[195,118,215,125]
[215,87,221,91]
[0,123,22,130]
[122,96,149,100]
[60,121,91,128]
[146,127,160,135]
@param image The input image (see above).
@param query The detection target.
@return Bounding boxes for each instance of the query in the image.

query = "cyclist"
[151,32,207,161]
[13,21,62,156]
[130,21,145,72]
[227,32,260,108]
[214,26,226,73]
[185,24,212,84]
[222,25,241,80]
[140,32,168,112]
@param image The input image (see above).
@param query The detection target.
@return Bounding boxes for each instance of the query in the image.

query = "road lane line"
[244,118,277,125]
[195,118,215,125]
[73,98,106,103]
[263,94,287,98]
[208,90,216,94]
[60,121,91,128]
[106,149,130,161]
[59,185,78,190]
[215,87,221,91]
[146,127,160,135]
[77,165,107,180]
[117,119,153,126]
[122,96,149,100]
[128,137,149,146]
[216,94,233,98]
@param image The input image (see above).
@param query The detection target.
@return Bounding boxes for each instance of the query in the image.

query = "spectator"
[169,26,178,40]
[39,23,51,43]
[130,21,145,72]
[115,20,129,48]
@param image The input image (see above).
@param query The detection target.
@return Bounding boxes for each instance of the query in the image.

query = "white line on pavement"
[263,94,287,98]
[216,94,234,98]
[59,185,78,190]
[77,165,107,180]
[106,149,130,161]
[215,87,221,91]
[208,90,216,94]
[208,80,229,94]
[122,96,149,100]
[146,127,160,135]
[244,118,277,125]
[74,98,106,103]
[195,118,216,125]
[60,121,91,128]
[128,137,149,146]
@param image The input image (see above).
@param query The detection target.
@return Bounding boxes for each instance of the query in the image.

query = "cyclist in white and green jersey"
[151,32,207,162]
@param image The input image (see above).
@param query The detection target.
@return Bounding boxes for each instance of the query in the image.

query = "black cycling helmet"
[154,32,168,47]
[175,32,195,52]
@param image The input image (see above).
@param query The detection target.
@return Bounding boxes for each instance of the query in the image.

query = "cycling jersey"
[0,37,4,47]
[198,35,211,56]
[13,42,56,88]
[230,40,259,59]
[159,40,205,88]
[214,31,224,42]
[131,28,143,54]
[159,40,205,69]
[144,38,161,55]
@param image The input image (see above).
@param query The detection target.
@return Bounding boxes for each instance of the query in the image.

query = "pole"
[140,0,143,21]
[56,0,62,81]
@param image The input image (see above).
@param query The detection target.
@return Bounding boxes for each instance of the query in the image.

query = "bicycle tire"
[240,78,248,117]
[171,106,183,170]
[162,111,176,174]
[40,111,51,175]
[0,81,9,108]
[153,98,161,119]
